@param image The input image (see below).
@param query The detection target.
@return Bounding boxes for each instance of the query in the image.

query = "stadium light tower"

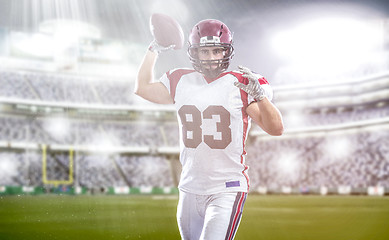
[39,19,101,69]
[272,18,382,60]
[271,16,384,82]
[39,19,101,40]
[12,32,54,58]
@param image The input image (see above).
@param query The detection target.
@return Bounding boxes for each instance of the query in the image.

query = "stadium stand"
[0,68,388,195]
[246,129,389,192]
[0,69,134,104]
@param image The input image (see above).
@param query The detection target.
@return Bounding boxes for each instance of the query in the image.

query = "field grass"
[0,194,388,240]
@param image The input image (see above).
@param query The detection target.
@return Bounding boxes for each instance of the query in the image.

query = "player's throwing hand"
[148,40,175,54]
[234,65,266,101]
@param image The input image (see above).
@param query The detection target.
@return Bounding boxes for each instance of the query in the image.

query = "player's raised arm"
[234,66,284,136]
[134,13,185,104]
[135,49,173,104]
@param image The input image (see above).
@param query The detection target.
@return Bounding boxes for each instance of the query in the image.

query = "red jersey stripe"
[166,69,195,101]
[228,72,251,192]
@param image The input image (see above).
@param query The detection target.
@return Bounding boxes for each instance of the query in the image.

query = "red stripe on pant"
[225,192,247,240]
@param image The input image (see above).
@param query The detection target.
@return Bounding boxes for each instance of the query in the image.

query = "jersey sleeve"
[159,72,171,94]
[231,71,273,103]
[159,68,196,101]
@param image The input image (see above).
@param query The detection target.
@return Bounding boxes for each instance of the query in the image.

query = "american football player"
[135,19,283,240]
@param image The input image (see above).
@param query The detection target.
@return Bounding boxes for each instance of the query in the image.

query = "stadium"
[0,0,388,239]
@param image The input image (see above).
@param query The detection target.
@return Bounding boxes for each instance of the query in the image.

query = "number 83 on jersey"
[178,105,232,150]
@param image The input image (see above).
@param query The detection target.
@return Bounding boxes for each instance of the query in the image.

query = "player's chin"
[204,64,219,70]
[202,69,220,79]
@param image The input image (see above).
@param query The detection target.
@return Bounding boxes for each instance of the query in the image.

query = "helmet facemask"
[188,41,234,78]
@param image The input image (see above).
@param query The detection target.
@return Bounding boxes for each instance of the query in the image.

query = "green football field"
[0,194,388,240]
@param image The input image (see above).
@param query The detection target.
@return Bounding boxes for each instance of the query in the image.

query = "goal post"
[42,144,74,187]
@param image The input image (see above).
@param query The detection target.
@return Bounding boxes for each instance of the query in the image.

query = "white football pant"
[177,190,247,240]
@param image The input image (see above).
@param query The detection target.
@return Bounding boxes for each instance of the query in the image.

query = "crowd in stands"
[0,150,174,189]
[0,69,388,192]
[1,105,388,148]
[0,116,170,147]
[246,129,389,190]
[1,128,387,191]
[0,69,134,105]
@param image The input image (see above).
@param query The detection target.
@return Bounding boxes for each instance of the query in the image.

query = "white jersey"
[160,69,272,195]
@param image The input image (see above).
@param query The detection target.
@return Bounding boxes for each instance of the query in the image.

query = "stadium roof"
[0,0,388,81]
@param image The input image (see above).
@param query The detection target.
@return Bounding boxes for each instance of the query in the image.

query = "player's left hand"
[234,65,266,101]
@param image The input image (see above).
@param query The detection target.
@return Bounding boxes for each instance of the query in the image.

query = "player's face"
[198,47,225,70]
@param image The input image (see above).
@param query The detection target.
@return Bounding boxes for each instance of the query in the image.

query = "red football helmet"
[188,19,234,78]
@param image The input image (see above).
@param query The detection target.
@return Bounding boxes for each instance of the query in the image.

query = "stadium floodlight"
[39,19,101,40]
[323,135,353,161]
[11,32,54,58]
[276,151,300,176]
[99,42,126,62]
[0,157,18,178]
[272,17,384,79]
[284,109,307,128]
[39,19,101,68]
[88,133,120,154]
[272,17,382,62]
[43,116,70,141]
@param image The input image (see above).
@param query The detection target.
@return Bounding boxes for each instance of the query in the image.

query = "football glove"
[234,65,266,101]
[148,40,175,54]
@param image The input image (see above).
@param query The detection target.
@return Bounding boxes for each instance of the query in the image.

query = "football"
[149,13,184,50]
